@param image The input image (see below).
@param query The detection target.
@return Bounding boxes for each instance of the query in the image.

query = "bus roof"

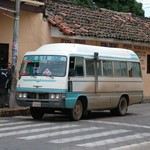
[25,43,140,62]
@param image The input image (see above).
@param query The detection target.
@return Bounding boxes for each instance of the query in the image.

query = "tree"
[66,0,95,7]
[66,0,144,17]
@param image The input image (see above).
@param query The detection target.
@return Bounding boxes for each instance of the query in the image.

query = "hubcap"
[73,101,82,120]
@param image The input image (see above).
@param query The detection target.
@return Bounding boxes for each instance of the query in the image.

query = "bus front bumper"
[16,98,65,108]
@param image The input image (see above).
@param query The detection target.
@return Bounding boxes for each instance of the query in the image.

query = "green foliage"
[66,0,145,17]
[67,0,95,6]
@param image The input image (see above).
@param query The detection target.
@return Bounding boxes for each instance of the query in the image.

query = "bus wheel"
[110,97,128,116]
[69,100,83,121]
[30,107,44,120]
[117,96,128,116]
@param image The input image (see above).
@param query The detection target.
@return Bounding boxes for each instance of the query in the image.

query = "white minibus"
[16,43,143,121]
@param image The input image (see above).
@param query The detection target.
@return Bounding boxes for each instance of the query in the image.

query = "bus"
[16,43,143,121]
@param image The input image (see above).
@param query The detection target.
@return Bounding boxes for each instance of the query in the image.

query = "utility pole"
[9,0,20,108]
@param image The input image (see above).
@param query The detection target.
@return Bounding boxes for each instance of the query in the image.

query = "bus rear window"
[128,62,142,77]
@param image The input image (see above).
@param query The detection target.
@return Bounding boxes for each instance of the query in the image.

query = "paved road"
[0,103,150,150]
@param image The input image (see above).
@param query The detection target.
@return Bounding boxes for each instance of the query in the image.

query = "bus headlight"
[22,93,27,98]
[18,92,27,98]
[18,93,23,98]
[55,94,61,99]
[49,93,65,99]
[50,94,55,99]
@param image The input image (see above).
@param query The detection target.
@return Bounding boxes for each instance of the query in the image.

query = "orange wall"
[0,11,14,63]
[19,11,53,69]
[0,10,52,72]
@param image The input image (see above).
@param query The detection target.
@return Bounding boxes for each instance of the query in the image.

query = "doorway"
[0,43,9,69]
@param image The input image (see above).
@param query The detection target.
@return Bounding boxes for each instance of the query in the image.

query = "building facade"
[0,0,150,98]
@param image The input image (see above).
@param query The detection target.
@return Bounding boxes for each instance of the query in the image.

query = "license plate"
[32,102,41,107]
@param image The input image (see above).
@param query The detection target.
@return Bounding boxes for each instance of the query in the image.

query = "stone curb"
[143,98,150,103]
[0,107,30,117]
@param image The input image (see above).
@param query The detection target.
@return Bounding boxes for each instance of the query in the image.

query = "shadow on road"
[22,110,138,123]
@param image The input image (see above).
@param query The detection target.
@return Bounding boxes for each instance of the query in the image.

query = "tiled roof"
[45,0,150,43]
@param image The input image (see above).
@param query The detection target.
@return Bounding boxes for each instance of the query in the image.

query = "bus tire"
[117,96,128,116]
[110,109,118,116]
[111,96,128,116]
[82,110,91,119]
[69,100,83,121]
[30,107,44,120]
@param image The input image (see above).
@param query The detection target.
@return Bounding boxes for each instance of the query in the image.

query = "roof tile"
[45,0,150,43]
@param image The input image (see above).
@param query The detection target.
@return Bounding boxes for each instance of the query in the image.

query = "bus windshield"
[19,55,67,77]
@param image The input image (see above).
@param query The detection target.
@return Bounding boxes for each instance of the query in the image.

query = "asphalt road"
[0,103,150,150]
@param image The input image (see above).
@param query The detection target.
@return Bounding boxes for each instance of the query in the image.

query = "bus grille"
[27,93,49,99]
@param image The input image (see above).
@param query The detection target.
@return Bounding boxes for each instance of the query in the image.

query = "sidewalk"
[143,97,150,103]
[0,107,30,117]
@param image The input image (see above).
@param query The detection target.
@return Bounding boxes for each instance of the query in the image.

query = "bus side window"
[132,62,141,77]
[69,68,76,76]
[121,62,127,77]
[97,61,102,76]
[86,60,94,76]
[103,60,113,76]
[128,62,133,77]
[69,57,84,76]
[69,57,75,76]
[114,61,121,76]
[128,62,142,77]
[75,57,84,76]
[75,66,83,76]
[114,61,127,77]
